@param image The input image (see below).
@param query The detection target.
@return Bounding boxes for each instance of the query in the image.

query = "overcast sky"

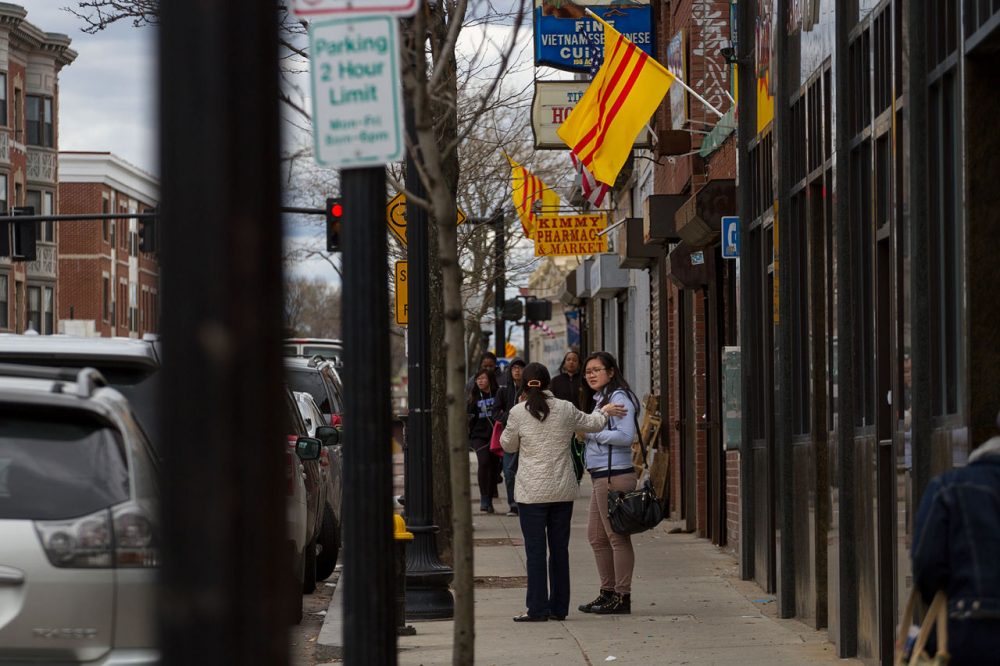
[24,3,158,175]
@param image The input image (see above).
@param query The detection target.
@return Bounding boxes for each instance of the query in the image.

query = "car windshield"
[0,409,130,521]
[302,346,341,363]
[286,368,334,414]
[0,358,160,450]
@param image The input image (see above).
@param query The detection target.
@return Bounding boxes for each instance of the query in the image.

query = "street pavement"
[319,457,859,665]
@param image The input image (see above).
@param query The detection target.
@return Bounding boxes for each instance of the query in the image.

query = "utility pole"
[401,21,455,621]
[494,211,506,361]
[340,166,396,664]
[158,0,287,663]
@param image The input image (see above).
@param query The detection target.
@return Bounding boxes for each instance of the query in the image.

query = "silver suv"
[0,365,159,664]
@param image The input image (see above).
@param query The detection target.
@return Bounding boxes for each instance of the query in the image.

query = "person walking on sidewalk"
[494,357,526,515]
[909,420,1000,663]
[468,368,500,513]
[500,362,627,622]
[550,350,583,409]
[579,351,641,616]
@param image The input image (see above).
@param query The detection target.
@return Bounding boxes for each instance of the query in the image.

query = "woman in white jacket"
[500,362,627,622]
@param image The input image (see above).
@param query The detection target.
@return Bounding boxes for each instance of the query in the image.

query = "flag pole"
[584,8,724,119]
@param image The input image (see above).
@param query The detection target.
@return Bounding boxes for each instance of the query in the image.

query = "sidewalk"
[320,463,858,665]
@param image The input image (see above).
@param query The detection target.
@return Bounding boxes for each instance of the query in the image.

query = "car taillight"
[331,414,342,427]
[35,502,159,569]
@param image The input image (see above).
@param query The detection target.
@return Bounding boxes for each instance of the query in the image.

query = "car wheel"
[290,545,305,624]
[303,538,318,594]
[316,504,340,581]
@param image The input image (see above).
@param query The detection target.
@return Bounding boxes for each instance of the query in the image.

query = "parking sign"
[722,216,740,259]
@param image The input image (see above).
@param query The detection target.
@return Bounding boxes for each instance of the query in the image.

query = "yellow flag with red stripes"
[557,18,674,186]
[507,156,561,239]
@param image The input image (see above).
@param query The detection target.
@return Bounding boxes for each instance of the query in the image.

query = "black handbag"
[606,407,665,536]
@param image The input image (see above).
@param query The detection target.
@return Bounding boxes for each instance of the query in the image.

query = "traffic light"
[139,206,157,253]
[11,206,35,262]
[526,299,552,322]
[326,197,342,252]
[501,298,523,321]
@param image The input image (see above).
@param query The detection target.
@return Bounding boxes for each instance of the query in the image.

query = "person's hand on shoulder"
[600,403,627,418]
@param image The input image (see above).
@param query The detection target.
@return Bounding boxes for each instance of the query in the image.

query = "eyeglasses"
[584,367,607,376]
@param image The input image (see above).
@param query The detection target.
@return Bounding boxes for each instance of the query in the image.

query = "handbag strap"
[605,390,645,473]
[909,591,948,665]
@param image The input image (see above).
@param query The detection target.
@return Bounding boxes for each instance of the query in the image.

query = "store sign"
[667,31,687,129]
[533,213,609,257]
[533,2,653,73]
[309,16,404,168]
[394,261,408,325]
[531,81,653,150]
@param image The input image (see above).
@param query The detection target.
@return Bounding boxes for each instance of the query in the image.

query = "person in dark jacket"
[468,368,499,513]
[911,428,1000,664]
[494,357,525,515]
[549,350,583,409]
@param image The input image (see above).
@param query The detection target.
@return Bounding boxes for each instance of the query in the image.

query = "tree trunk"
[429,211,454,566]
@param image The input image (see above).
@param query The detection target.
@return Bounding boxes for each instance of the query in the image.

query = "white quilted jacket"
[500,391,609,504]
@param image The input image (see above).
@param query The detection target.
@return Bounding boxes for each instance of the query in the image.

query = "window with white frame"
[26,95,53,148]
[0,73,7,127]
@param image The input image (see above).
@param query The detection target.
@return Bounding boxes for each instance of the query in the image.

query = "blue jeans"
[502,452,518,506]
[518,501,574,618]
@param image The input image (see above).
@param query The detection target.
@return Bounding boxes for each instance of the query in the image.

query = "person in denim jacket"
[578,351,640,616]
[912,428,1000,663]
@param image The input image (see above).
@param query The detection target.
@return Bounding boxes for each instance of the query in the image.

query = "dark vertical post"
[401,41,455,618]
[834,0,858,655]
[494,212,506,361]
[340,166,396,664]
[158,0,287,663]
[523,318,531,363]
[737,0,757,582]
[907,0,931,513]
[774,0,796,619]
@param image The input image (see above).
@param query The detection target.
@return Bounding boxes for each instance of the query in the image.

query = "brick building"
[0,5,76,334]
[58,151,159,338]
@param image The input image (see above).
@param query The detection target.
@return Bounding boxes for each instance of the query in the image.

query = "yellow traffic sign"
[394,261,408,326]
[386,192,467,247]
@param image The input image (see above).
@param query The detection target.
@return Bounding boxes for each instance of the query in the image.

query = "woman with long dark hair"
[500,362,626,622]
[578,351,641,615]
[467,368,499,513]
[549,350,583,409]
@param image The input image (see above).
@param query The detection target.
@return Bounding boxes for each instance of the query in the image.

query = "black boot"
[578,589,615,613]
[592,593,631,615]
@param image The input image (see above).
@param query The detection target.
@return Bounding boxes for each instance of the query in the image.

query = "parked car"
[285,356,345,428]
[293,392,342,581]
[0,364,159,664]
[283,338,343,368]
[0,335,161,453]
[283,386,328,595]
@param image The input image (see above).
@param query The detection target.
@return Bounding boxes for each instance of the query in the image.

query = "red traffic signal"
[326,197,341,252]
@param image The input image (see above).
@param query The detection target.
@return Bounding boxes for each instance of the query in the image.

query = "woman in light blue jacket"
[578,351,640,616]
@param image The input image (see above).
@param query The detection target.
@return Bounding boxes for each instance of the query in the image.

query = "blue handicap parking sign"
[722,216,740,259]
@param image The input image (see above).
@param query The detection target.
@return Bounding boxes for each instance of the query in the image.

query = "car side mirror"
[315,425,340,446]
[295,436,322,461]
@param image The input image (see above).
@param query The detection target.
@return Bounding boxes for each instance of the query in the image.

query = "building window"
[0,174,7,214]
[26,286,40,334]
[26,190,54,242]
[102,197,110,241]
[26,95,53,148]
[0,274,7,329]
[103,277,110,322]
[13,88,21,142]
[0,73,7,127]
[43,286,53,335]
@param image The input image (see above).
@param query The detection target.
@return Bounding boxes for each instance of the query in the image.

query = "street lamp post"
[400,25,454,619]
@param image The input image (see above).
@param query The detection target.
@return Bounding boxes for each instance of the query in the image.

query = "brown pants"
[587,472,637,594]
